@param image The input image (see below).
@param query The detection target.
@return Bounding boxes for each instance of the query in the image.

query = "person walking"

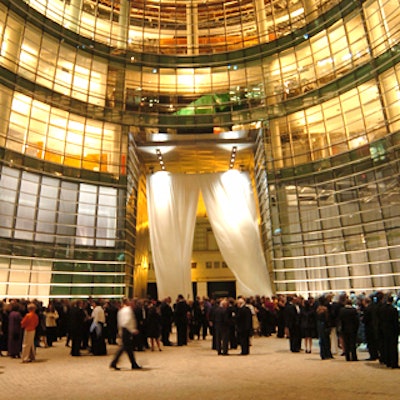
[20,303,39,363]
[110,298,141,370]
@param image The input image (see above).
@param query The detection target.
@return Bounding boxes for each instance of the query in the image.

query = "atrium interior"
[0,0,399,302]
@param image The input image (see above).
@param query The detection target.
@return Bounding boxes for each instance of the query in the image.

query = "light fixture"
[229,146,237,169]
[156,149,166,171]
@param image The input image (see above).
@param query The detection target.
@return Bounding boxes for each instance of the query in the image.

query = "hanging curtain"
[197,171,273,297]
[146,172,199,301]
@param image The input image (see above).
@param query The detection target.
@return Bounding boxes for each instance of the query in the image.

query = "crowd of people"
[0,290,399,369]
[280,291,400,368]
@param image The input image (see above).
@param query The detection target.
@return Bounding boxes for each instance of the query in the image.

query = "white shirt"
[117,305,137,334]
[92,305,106,324]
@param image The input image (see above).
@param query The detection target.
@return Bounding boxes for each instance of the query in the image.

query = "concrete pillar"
[303,0,319,24]
[270,119,284,169]
[68,0,83,34]
[0,21,23,145]
[0,90,12,147]
[118,0,131,50]
[186,1,199,55]
[114,67,126,110]
[254,0,269,43]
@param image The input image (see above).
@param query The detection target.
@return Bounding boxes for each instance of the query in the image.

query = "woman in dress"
[301,297,317,353]
[8,302,23,358]
[0,301,8,356]
[316,296,333,360]
[44,303,59,347]
[146,302,162,351]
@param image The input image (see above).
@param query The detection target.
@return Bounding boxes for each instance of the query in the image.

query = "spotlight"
[229,146,237,169]
[155,149,166,171]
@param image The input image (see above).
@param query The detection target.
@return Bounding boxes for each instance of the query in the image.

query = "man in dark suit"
[68,300,86,356]
[363,295,380,361]
[379,295,399,368]
[213,298,230,355]
[160,297,173,346]
[338,299,359,361]
[236,297,252,355]
[284,295,302,353]
[174,294,189,346]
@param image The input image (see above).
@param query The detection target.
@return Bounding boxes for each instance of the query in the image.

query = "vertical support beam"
[118,0,131,50]
[254,0,269,43]
[0,89,12,147]
[186,1,199,55]
[303,0,319,24]
[69,0,83,34]
[270,119,284,170]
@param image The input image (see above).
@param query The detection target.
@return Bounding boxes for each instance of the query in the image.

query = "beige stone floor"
[0,333,398,400]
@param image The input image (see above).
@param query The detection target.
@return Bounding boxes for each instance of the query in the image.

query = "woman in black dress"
[316,296,333,360]
[301,297,317,353]
[146,302,162,351]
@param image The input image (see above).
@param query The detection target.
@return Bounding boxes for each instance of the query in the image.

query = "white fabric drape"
[198,171,272,297]
[146,170,273,301]
[147,172,199,301]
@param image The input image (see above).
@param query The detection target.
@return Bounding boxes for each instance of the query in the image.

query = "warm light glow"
[219,170,251,225]
[140,145,176,155]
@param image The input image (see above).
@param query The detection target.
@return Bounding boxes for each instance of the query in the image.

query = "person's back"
[214,304,228,325]
[236,298,252,355]
[379,296,399,368]
[339,303,359,334]
[338,300,359,361]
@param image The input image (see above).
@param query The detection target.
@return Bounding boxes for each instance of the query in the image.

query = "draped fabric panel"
[146,172,199,301]
[198,171,273,297]
[146,170,273,301]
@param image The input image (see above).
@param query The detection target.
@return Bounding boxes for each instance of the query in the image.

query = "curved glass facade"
[0,0,399,300]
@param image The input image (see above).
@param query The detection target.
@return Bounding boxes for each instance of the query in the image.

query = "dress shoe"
[132,364,142,369]
[110,364,120,370]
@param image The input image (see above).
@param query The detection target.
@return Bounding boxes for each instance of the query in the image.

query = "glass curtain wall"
[0,1,130,302]
[24,0,324,54]
[0,163,127,300]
